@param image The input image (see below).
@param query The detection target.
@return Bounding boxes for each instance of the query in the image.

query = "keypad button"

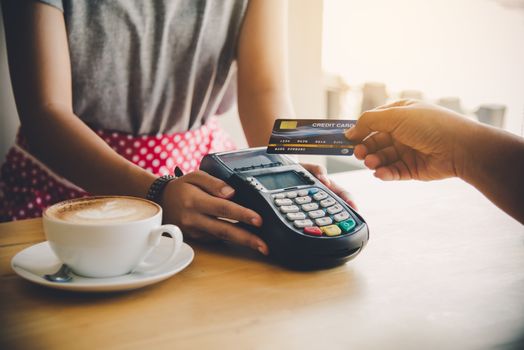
[298,189,309,197]
[286,212,306,221]
[295,196,312,205]
[304,226,322,236]
[286,191,298,198]
[308,188,319,195]
[301,203,319,212]
[320,198,336,208]
[272,193,286,199]
[338,219,356,233]
[280,205,300,213]
[326,204,343,215]
[334,211,350,222]
[308,209,325,219]
[274,198,293,206]
[294,219,314,228]
[321,224,342,237]
[313,191,328,201]
[315,217,333,226]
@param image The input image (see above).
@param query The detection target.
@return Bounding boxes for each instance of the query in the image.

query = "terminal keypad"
[295,196,312,205]
[286,212,306,221]
[301,203,319,212]
[274,198,293,206]
[273,188,357,237]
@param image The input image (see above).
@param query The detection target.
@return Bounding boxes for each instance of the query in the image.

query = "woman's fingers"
[325,179,358,210]
[301,162,358,210]
[162,174,268,255]
[193,214,269,255]
[194,193,263,227]
[184,228,222,243]
[182,170,236,198]
[301,162,330,186]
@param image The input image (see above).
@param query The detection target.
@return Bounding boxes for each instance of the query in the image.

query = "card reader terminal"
[200,147,369,268]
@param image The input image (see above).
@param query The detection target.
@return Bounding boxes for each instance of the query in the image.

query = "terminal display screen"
[255,171,307,190]
[221,153,274,170]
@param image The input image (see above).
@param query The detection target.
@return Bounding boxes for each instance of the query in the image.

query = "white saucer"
[11,237,194,292]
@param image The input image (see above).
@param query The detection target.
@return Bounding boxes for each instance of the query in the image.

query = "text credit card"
[267,119,356,156]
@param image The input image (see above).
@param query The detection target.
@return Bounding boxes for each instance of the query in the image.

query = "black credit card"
[267,119,356,156]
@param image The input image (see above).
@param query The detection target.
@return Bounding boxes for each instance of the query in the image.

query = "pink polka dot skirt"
[0,117,236,222]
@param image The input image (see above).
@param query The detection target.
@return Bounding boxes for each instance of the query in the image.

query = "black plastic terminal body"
[200,148,369,269]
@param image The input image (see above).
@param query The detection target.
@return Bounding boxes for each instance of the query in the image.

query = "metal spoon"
[44,264,73,283]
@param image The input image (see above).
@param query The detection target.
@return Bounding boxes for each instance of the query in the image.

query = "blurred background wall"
[323,0,524,134]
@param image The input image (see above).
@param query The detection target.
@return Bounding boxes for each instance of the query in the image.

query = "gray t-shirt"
[35,0,248,135]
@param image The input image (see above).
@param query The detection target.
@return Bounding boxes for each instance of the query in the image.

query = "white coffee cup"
[43,196,183,278]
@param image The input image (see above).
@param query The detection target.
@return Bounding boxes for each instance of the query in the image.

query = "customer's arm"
[459,120,524,224]
[345,100,524,223]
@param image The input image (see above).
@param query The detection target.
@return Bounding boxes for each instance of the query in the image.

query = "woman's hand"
[301,163,358,210]
[160,171,268,255]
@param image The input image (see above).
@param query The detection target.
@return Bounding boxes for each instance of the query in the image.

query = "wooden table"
[1,170,523,349]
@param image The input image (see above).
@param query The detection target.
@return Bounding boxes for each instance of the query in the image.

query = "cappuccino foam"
[46,197,159,224]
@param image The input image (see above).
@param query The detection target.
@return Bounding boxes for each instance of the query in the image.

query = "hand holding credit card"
[267,119,356,156]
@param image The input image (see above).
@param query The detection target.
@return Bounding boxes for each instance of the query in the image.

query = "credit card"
[267,119,356,156]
